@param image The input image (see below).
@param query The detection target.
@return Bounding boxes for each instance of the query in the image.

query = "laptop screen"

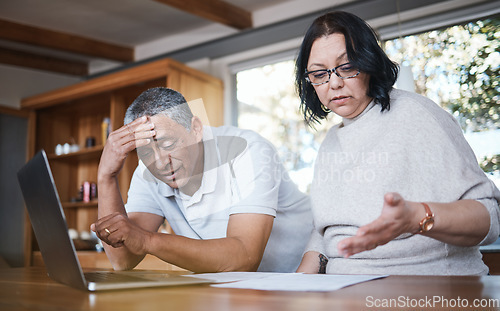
[17,150,88,290]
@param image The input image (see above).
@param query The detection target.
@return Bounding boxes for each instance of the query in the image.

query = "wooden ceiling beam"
[0,19,134,62]
[0,47,89,76]
[154,0,252,30]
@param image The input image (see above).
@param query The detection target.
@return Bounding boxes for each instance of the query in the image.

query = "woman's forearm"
[420,199,490,246]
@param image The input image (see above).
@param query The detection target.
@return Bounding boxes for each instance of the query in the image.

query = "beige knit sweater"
[306,89,500,275]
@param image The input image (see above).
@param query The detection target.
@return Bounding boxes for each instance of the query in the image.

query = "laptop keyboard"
[84,272,153,283]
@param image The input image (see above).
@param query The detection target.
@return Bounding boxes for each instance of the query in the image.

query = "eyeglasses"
[305,63,360,85]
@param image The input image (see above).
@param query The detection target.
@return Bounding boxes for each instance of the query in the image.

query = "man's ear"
[190,116,204,142]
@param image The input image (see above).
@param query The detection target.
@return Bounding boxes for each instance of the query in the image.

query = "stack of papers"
[186,272,386,292]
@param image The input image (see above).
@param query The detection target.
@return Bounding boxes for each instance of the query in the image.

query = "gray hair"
[124,87,193,130]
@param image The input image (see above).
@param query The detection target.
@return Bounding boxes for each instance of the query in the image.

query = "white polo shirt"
[125,125,313,272]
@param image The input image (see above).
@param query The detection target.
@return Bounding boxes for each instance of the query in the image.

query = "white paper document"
[185,271,286,283]
[188,272,386,292]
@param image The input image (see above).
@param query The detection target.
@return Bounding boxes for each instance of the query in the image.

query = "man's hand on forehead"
[99,116,156,179]
[127,116,156,148]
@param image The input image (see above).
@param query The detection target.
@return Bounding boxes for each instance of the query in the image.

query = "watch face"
[422,217,434,231]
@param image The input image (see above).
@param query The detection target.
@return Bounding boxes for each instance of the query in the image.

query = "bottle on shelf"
[102,117,111,145]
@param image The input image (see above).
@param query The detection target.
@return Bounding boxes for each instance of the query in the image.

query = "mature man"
[91,87,312,273]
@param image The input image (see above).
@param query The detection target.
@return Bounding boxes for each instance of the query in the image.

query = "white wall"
[0,64,81,109]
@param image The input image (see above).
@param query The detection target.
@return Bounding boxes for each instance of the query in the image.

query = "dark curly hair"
[295,11,399,126]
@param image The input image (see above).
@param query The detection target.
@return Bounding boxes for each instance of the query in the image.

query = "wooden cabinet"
[21,58,223,269]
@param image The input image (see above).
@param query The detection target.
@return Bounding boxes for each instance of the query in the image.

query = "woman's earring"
[321,105,331,113]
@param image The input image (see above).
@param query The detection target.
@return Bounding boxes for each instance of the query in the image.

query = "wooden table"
[1,267,500,311]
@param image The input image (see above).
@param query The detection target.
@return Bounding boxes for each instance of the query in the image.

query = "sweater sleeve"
[476,197,500,245]
[304,224,326,255]
[397,90,500,246]
[426,100,500,246]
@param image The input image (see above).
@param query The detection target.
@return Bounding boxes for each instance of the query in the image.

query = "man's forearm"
[146,233,262,273]
[96,175,144,270]
[97,175,127,217]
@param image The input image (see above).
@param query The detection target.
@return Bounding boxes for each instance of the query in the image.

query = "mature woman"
[295,11,500,275]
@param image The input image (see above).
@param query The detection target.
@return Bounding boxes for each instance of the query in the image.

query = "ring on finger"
[104,228,111,235]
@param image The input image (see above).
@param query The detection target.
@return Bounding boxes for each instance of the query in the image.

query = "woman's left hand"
[337,192,419,258]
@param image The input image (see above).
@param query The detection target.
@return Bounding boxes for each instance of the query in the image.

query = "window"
[236,59,335,193]
[385,16,500,187]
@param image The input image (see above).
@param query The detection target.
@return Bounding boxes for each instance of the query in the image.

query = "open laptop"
[17,149,211,291]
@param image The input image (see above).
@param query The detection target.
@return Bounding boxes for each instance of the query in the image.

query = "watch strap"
[418,202,434,233]
[421,202,432,217]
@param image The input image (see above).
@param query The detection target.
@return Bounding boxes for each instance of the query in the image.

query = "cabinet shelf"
[47,145,104,162]
[62,200,98,209]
